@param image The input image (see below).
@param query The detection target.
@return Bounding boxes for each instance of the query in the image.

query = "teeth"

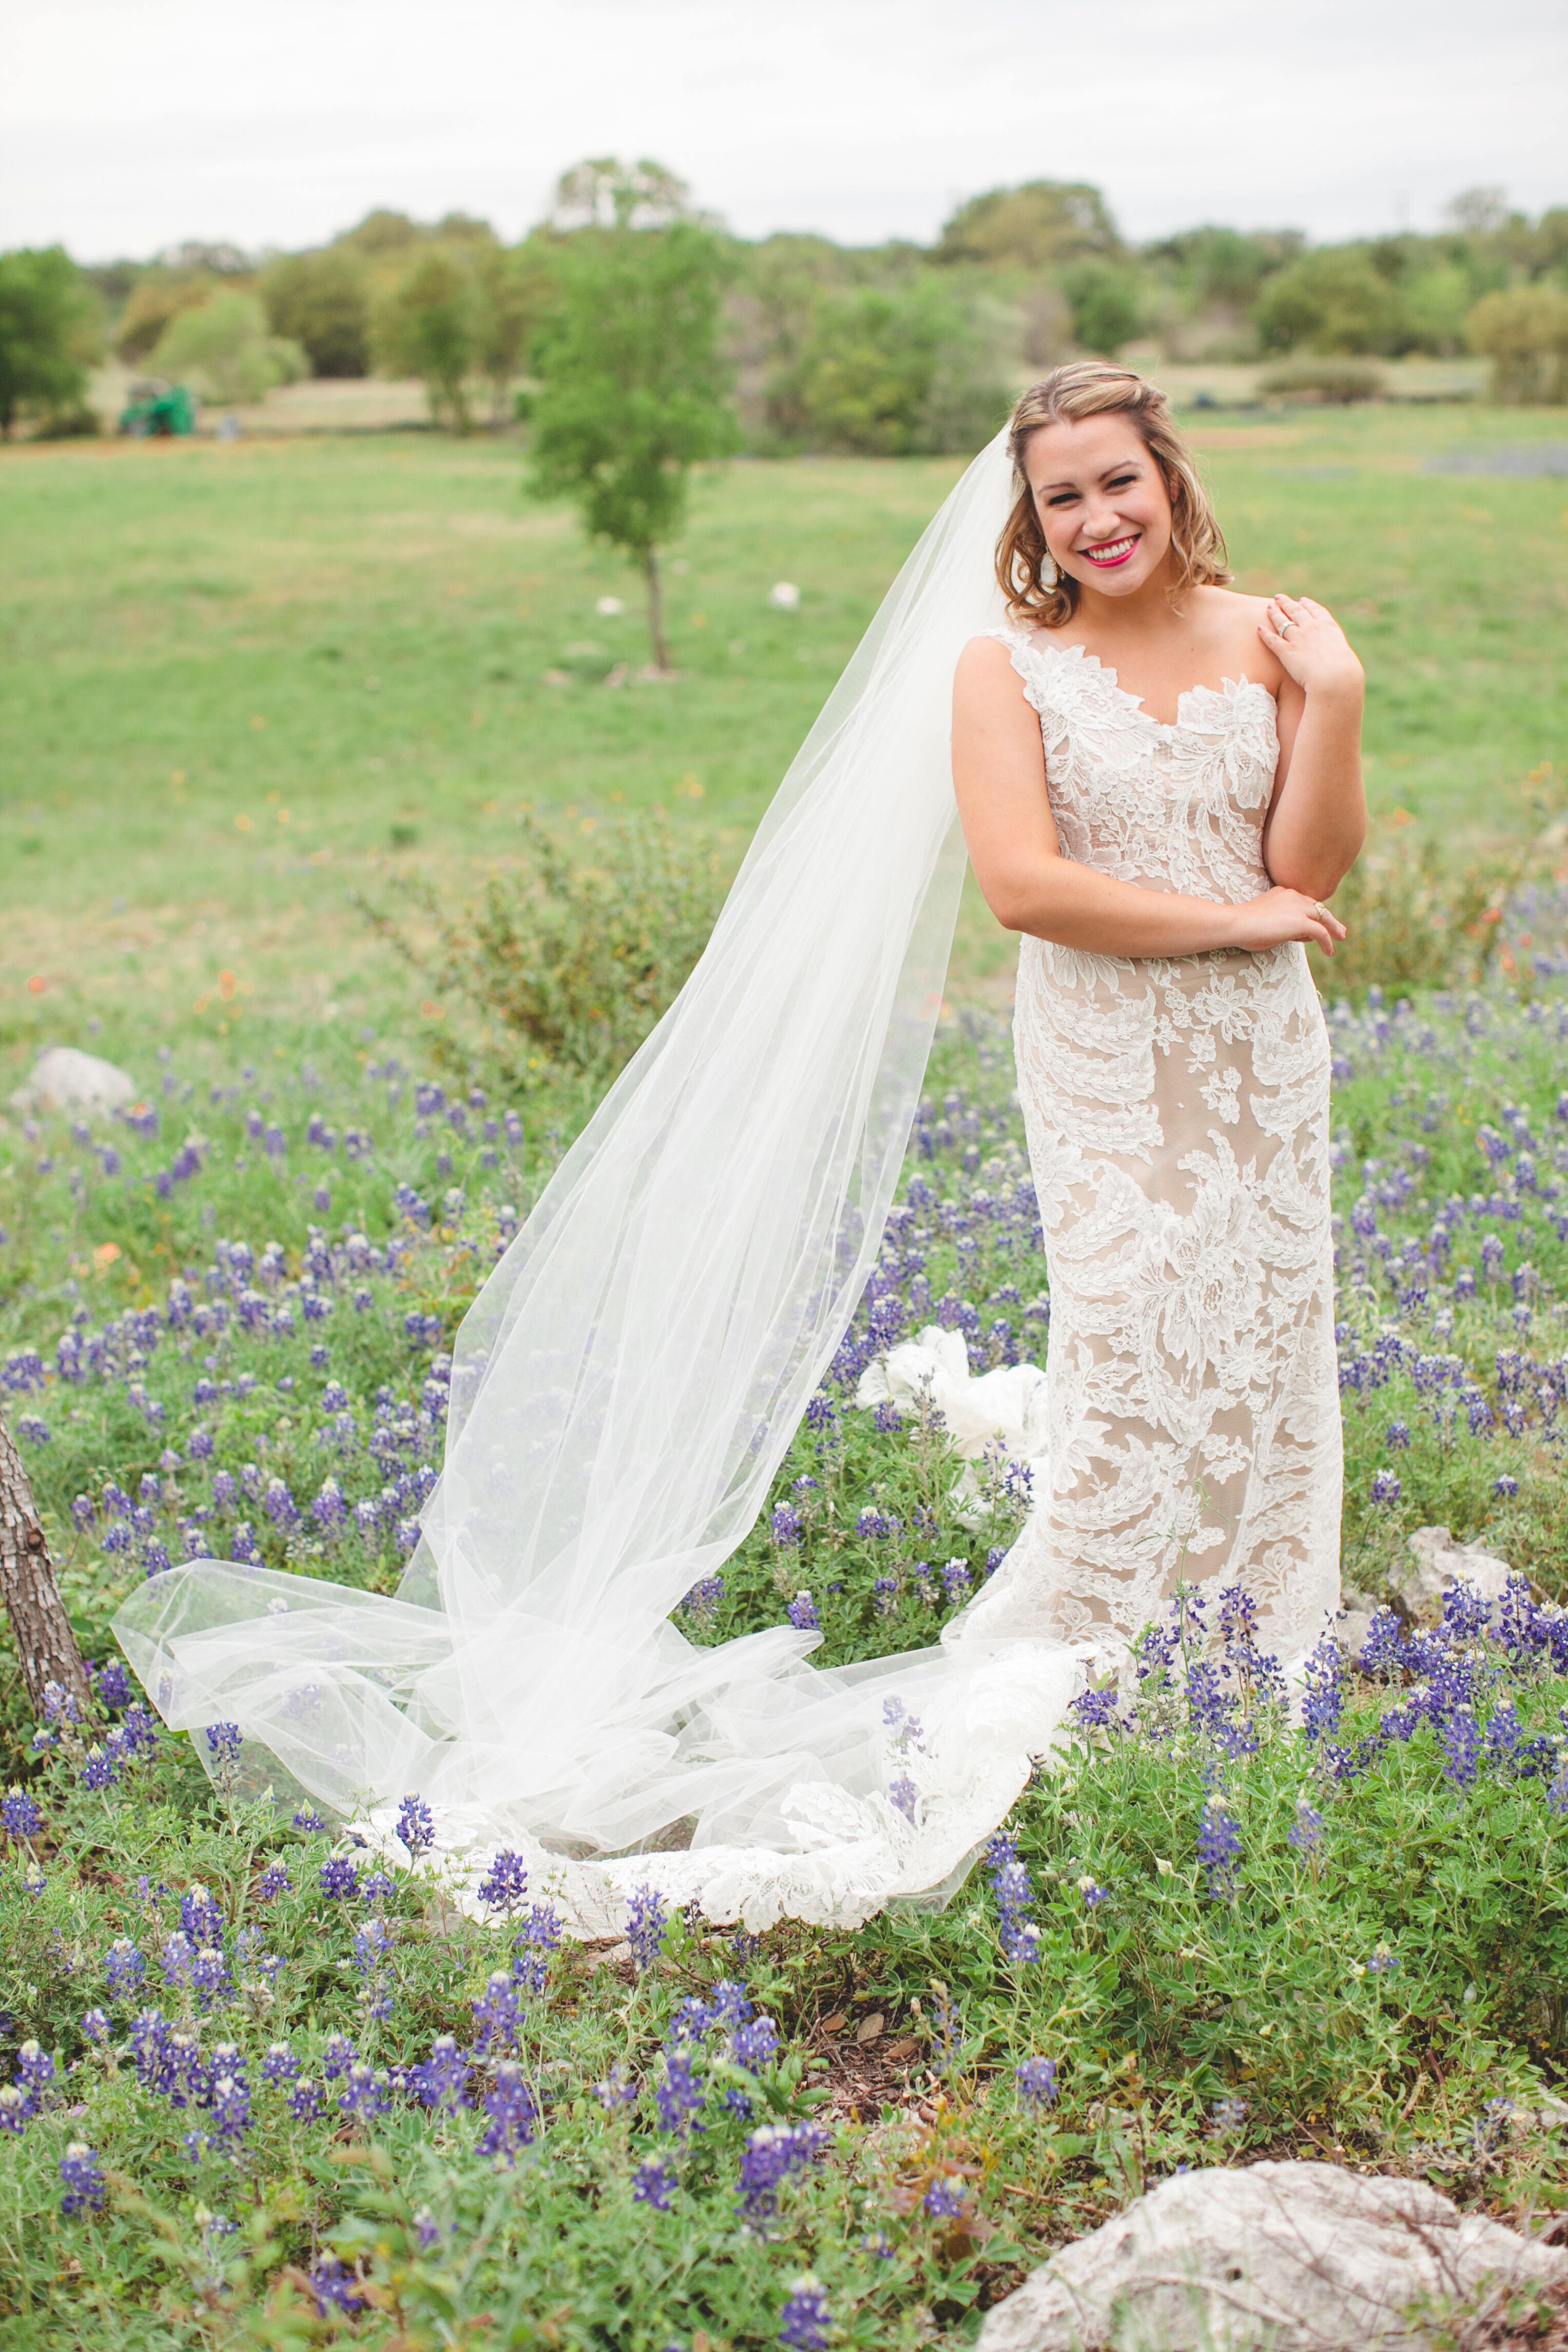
[1086,538,1134,562]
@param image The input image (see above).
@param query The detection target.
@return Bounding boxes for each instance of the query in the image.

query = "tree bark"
[0,1410,89,1718]
[643,546,669,673]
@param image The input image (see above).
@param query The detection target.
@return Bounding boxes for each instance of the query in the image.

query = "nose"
[1079,497,1126,545]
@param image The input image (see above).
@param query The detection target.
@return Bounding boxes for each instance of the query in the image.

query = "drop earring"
[1039,549,1058,589]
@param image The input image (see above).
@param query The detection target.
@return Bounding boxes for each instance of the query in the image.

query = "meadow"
[2,406,1568,2346]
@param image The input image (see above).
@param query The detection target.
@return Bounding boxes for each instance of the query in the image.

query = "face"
[1021,414,1175,602]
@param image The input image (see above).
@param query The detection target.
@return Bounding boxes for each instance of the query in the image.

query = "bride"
[116,364,1364,1936]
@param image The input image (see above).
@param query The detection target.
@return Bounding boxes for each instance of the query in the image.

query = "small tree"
[528,195,738,670]
[0,246,95,437]
[1063,262,1143,357]
[375,248,480,431]
[471,240,554,427]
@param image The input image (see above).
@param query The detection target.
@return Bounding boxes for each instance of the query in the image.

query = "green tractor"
[119,381,197,437]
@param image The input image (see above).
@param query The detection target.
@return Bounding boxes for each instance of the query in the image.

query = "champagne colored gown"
[961,632,1342,1660]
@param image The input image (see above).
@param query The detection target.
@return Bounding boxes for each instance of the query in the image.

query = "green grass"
[2,404,1565,1080]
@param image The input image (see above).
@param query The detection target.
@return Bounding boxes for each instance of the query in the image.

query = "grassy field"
[6,407,1568,2342]
[2,400,1566,1087]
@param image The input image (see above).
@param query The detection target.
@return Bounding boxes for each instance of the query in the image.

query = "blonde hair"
[996,362,1230,628]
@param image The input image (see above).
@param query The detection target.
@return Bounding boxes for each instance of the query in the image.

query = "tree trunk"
[643,546,669,673]
[0,1410,89,1719]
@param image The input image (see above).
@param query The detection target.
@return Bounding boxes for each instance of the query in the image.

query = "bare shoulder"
[954,631,1028,704]
[1199,584,1287,693]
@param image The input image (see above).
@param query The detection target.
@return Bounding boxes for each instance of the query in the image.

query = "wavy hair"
[996,363,1230,628]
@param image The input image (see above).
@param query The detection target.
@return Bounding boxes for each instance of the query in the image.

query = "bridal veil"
[114,426,1082,1934]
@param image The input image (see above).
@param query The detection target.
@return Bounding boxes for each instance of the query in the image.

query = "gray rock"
[1394,1526,1515,1613]
[976,2160,1568,2351]
[10,1046,137,1115]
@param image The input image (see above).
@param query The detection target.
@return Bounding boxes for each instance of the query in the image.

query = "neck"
[1072,555,1183,641]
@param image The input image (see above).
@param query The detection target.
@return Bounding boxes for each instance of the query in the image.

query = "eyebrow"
[1034,457,1144,492]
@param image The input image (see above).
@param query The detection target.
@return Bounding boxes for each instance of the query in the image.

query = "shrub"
[149,292,306,404]
[1259,356,1386,404]
[366,807,728,1093]
[1254,248,1393,354]
[1314,829,1504,1001]
[0,246,96,436]
[259,247,371,377]
[1062,261,1143,358]
[767,278,1008,455]
[1467,284,1568,404]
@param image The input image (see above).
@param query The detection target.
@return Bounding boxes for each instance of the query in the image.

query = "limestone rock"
[10,1047,137,1115]
[976,2160,1568,2352]
[1395,1525,1515,1612]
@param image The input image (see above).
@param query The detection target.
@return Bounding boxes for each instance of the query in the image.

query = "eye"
[1106,473,1137,490]
[1043,490,1079,508]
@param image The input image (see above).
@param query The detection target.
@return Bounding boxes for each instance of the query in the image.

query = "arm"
[1257,594,1367,900]
[951,638,1346,958]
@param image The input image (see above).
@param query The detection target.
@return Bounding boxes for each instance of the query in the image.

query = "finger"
[1308,923,1336,956]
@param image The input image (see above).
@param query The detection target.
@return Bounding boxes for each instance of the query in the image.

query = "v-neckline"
[1042,639,1268,736]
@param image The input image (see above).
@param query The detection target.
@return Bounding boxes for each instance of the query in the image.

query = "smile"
[1081,536,1138,568]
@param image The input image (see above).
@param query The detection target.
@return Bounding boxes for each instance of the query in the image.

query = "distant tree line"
[2,171,1566,443]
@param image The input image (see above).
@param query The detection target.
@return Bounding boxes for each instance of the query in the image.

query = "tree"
[0,1408,88,1718]
[1253,248,1394,354]
[115,273,219,363]
[150,291,306,404]
[260,247,371,377]
[935,180,1120,270]
[375,249,481,431]
[0,246,95,437]
[1468,284,1568,403]
[550,157,696,232]
[470,240,554,426]
[528,214,738,670]
[1063,262,1142,356]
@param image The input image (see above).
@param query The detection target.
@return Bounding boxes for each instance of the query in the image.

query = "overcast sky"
[4,0,1564,262]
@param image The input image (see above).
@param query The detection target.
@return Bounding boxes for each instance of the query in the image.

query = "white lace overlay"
[962,634,1341,1657]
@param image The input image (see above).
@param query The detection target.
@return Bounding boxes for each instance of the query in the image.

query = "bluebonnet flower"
[626,1884,668,1972]
[1495,1473,1519,1498]
[779,2278,832,2351]
[2,1788,42,1839]
[288,2076,325,2121]
[318,1857,360,1901]
[308,2259,365,2317]
[1368,1941,1399,1974]
[633,2153,677,2209]
[59,2142,107,2217]
[395,1793,434,1858]
[1208,2096,1249,2138]
[105,1938,146,2000]
[1301,1633,1344,1744]
[655,2046,706,2141]
[595,2062,636,2112]
[80,2007,110,2045]
[256,1862,290,1901]
[1288,1797,1325,1855]
[872,1575,900,1618]
[210,2068,253,2148]
[1077,1875,1110,1910]
[473,1970,521,2052]
[1370,1468,1401,1506]
[478,2061,537,2164]
[261,2042,299,2085]
[942,1558,972,1602]
[477,1849,528,1917]
[787,1590,819,1631]
[293,1807,326,1834]
[681,1575,724,1628]
[1016,2056,1059,2110]
[735,2122,828,2224]
[1197,1799,1241,1902]
[924,2179,966,2219]
[1443,1708,1483,1789]
[1385,1421,1411,1449]
[985,1834,1041,1964]
[730,2014,781,2072]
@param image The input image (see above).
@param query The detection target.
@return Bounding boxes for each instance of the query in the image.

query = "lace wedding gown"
[959,633,1341,1660]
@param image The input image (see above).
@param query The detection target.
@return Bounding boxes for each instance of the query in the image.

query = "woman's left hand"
[1258,593,1364,701]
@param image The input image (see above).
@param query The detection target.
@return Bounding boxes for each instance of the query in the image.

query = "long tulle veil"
[114,426,1081,1934]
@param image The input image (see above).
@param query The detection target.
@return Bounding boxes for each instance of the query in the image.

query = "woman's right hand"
[1225,887,1347,956]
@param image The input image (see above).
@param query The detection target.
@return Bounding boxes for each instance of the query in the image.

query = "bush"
[1467,284,1568,404]
[767,278,1008,455]
[149,291,306,404]
[1062,261,1143,357]
[1254,248,1393,354]
[259,247,371,377]
[374,248,483,430]
[366,807,728,1093]
[1259,356,1386,404]
[1314,828,1505,1001]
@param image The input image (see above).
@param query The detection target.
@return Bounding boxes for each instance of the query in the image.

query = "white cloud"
[1,0,1562,258]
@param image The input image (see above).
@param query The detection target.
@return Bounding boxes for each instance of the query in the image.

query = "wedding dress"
[113,434,1339,1937]
[959,636,1341,1658]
